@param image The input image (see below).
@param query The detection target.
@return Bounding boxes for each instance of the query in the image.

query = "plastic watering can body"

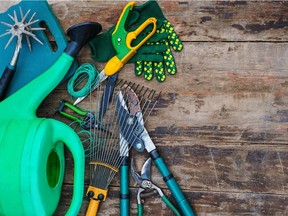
[0,53,85,215]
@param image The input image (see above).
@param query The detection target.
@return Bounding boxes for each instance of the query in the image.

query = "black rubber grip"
[0,66,15,101]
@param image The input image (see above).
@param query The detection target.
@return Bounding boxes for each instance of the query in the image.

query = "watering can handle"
[50,119,85,216]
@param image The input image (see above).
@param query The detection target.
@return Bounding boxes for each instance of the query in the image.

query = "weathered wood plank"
[2,1,288,215]
[54,185,288,215]
[38,41,288,145]
[61,144,288,194]
[46,0,288,42]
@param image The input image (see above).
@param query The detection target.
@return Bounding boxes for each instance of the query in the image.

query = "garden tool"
[0,0,78,97]
[116,89,196,216]
[116,83,160,216]
[0,7,44,101]
[131,158,181,216]
[0,21,102,216]
[89,0,183,82]
[57,100,107,131]
[85,82,158,215]
[73,1,157,105]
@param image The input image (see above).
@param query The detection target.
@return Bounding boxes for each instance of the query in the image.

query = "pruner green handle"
[162,195,181,216]
[151,150,196,216]
[137,203,144,216]
[56,100,87,123]
[104,1,157,76]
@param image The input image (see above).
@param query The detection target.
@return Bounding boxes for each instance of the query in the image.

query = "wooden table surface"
[3,0,288,215]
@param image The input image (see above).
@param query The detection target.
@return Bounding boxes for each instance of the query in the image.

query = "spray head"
[64,22,102,57]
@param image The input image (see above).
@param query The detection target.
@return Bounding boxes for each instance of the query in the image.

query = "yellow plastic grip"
[112,2,135,36]
[86,199,100,216]
[104,56,124,76]
[126,17,157,50]
[104,17,157,76]
[85,186,108,215]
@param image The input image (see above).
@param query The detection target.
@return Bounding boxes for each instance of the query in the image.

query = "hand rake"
[84,80,159,215]
[0,7,44,100]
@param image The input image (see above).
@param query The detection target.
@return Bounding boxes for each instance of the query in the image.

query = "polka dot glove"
[135,20,183,82]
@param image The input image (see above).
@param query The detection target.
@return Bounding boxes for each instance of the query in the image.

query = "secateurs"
[0,7,44,100]
[73,1,157,105]
[57,100,106,131]
[131,158,181,216]
[116,87,196,216]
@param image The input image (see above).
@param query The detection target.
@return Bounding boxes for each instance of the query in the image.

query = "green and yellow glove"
[135,19,183,82]
[88,0,183,82]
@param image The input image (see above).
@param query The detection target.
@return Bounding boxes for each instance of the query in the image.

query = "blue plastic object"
[0,0,78,97]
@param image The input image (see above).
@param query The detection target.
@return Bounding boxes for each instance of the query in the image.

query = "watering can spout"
[0,22,102,119]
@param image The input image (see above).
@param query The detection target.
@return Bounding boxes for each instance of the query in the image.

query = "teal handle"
[153,155,196,216]
[120,158,130,216]
[137,203,143,216]
[162,195,181,216]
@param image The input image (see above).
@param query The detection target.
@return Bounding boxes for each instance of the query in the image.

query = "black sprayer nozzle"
[64,22,102,58]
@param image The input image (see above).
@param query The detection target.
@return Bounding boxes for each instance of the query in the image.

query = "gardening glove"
[88,0,183,82]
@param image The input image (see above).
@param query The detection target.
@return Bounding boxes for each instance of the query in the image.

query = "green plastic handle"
[0,53,74,120]
[137,203,143,216]
[63,101,87,116]
[162,195,181,216]
[120,157,130,216]
[48,119,85,216]
[152,154,196,216]
[111,2,134,61]
[58,111,82,124]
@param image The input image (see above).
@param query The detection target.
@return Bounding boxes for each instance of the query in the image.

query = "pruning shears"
[116,85,142,216]
[131,158,181,216]
[74,1,157,105]
[116,89,196,216]
[57,100,106,132]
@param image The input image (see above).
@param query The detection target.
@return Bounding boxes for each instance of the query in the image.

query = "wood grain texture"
[47,0,288,41]
[2,0,287,215]
[54,185,288,216]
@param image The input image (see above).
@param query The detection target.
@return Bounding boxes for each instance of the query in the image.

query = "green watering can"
[0,22,102,216]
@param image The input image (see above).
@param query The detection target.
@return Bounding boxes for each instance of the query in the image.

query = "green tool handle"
[162,195,181,216]
[48,119,85,216]
[58,111,82,124]
[120,156,130,216]
[150,150,196,216]
[137,203,144,216]
[63,101,87,116]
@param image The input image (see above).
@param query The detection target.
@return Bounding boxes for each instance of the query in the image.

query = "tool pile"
[0,1,193,216]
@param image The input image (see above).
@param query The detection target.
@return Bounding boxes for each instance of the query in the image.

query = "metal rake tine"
[13,10,18,23]
[1,21,13,28]
[30,27,46,31]
[21,28,34,37]
[22,29,43,45]
[4,34,15,49]
[24,18,40,27]
[103,90,129,188]
[28,12,36,24]
[0,31,11,38]
[19,7,24,20]
[7,13,14,21]
[25,34,32,52]
[120,80,128,88]
[133,84,141,93]
[20,8,31,24]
